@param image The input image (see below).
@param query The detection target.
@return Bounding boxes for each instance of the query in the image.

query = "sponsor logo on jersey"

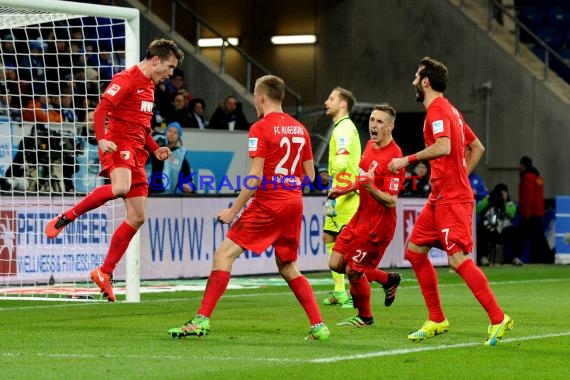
[120,151,131,160]
[248,138,258,151]
[140,100,154,113]
[336,136,347,147]
[336,148,349,155]
[389,177,400,191]
[432,120,444,134]
[105,84,121,96]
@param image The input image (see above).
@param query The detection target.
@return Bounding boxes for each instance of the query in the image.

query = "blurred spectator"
[88,49,114,81]
[60,94,79,122]
[4,63,31,110]
[22,94,62,123]
[28,39,47,85]
[155,68,187,115]
[0,33,27,71]
[146,122,194,194]
[476,183,517,266]
[208,95,249,130]
[401,161,431,197]
[514,156,552,263]
[73,110,104,193]
[469,171,488,202]
[187,97,208,129]
[166,91,193,129]
[44,32,72,87]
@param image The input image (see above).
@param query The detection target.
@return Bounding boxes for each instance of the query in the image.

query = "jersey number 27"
[275,136,305,176]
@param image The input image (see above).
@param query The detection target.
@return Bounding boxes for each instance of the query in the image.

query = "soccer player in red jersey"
[388,57,513,346]
[45,39,184,302]
[328,104,405,327]
[168,75,330,341]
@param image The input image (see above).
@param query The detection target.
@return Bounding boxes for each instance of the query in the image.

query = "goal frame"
[0,0,142,302]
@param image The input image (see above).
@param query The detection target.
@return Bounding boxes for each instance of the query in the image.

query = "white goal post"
[0,0,141,302]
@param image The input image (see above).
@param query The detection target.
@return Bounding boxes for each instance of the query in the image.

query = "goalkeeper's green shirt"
[328,116,361,187]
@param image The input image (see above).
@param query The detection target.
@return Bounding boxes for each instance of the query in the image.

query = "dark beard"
[415,85,425,103]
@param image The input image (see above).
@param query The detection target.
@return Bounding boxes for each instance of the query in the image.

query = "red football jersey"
[248,112,313,203]
[345,140,404,241]
[423,97,476,204]
[101,65,155,148]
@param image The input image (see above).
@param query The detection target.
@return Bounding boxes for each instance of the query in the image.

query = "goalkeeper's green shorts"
[324,191,359,234]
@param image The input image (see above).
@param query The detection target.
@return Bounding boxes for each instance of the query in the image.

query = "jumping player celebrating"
[45,39,184,302]
[388,57,513,346]
[329,104,405,328]
[168,75,330,341]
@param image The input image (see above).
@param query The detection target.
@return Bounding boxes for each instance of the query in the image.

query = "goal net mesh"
[0,2,131,301]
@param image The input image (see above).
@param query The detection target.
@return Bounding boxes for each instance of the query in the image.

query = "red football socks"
[349,275,372,318]
[101,221,137,273]
[198,270,231,317]
[405,249,446,322]
[363,268,389,285]
[65,184,115,220]
[455,258,504,324]
[288,276,323,325]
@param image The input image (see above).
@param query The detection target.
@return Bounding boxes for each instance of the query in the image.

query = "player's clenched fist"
[217,208,237,224]
[98,138,117,153]
[154,147,171,161]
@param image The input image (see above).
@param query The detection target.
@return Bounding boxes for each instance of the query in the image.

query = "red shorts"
[333,226,391,272]
[227,198,303,262]
[99,147,149,198]
[409,201,474,254]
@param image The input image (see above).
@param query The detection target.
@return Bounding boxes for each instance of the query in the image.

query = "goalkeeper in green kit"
[322,87,361,308]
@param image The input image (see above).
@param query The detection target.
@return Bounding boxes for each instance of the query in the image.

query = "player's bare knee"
[328,261,344,274]
[111,184,130,198]
[448,251,469,270]
[126,212,145,228]
[346,268,363,281]
[278,261,300,281]
[405,248,428,264]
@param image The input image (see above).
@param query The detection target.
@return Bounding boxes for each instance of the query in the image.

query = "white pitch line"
[308,331,570,363]
[1,277,568,311]
[2,331,570,363]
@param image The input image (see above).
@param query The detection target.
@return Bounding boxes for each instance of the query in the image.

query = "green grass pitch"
[1,265,569,379]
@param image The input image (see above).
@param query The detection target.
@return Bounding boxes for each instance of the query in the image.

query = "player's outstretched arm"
[388,137,450,173]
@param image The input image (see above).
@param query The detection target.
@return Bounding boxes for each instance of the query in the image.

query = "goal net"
[0,0,139,301]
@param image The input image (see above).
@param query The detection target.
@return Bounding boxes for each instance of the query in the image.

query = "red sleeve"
[425,105,450,140]
[248,122,265,158]
[463,122,477,145]
[302,126,313,161]
[385,169,406,195]
[383,146,405,196]
[145,133,160,153]
[101,72,132,107]
[93,98,114,141]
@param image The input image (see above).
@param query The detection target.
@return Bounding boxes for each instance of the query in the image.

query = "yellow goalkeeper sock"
[326,241,345,292]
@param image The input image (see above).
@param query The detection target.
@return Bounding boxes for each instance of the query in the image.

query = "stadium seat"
[536,27,563,49]
[518,6,546,43]
[547,7,570,35]
[518,6,546,31]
